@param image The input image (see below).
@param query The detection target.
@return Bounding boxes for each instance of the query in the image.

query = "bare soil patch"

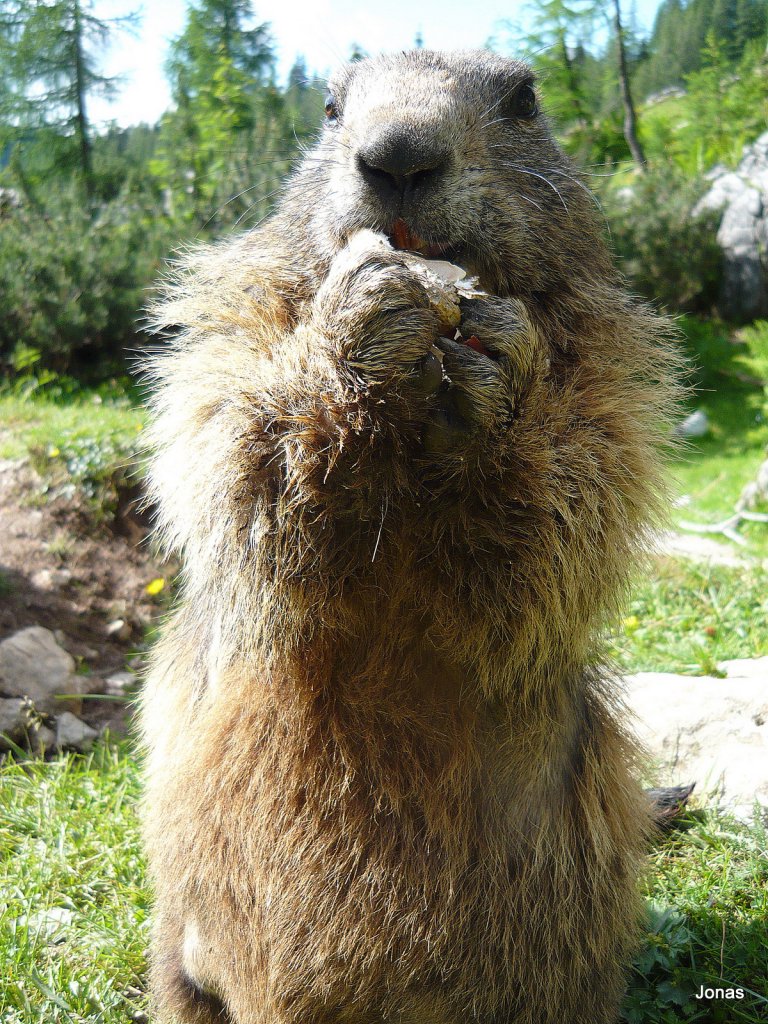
[0,457,171,734]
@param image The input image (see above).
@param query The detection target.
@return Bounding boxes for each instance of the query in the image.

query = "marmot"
[141,49,679,1024]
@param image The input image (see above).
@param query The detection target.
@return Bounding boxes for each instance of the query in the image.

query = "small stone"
[105,671,138,696]
[31,568,72,591]
[135,605,155,627]
[81,675,107,696]
[55,712,98,752]
[106,619,132,641]
[674,409,709,438]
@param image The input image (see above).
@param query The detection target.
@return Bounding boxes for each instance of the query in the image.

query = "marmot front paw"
[422,296,541,454]
[311,233,449,397]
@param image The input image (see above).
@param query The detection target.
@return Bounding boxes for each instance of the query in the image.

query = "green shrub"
[603,171,722,313]
[0,182,176,379]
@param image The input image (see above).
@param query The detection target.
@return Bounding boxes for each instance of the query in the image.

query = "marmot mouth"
[388,218,455,259]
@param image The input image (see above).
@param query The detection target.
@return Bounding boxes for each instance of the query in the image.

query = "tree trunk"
[612,0,647,170]
[71,0,94,201]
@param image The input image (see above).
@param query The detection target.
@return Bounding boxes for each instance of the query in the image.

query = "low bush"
[0,182,176,379]
[603,171,722,314]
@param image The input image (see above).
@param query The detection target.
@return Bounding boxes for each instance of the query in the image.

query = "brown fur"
[141,50,680,1024]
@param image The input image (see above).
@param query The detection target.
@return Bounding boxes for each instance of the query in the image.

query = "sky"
[88,0,666,128]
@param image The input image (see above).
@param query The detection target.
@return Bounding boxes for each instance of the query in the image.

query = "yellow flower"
[623,615,639,631]
[48,446,60,458]
[145,578,165,596]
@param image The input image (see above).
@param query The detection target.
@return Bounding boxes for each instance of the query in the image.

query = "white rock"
[55,712,98,752]
[29,724,56,754]
[716,656,768,685]
[0,627,83,713]
[695,131,768,320]
[626,664,768,817]
[674,409,709,438]
[17,907,74,942]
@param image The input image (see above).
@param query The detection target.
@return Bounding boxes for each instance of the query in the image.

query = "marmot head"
[302,50,609,298]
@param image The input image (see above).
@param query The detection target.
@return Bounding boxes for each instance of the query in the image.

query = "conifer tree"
[518,0,595,127]
[152,2,292,228]
[0,0,138,201]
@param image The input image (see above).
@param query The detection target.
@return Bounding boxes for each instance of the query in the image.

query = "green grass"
[612,559,768,675]
[0,743,148,1024]
[667,385,768,557]
[671,389,765,517]
[0,392,144,463]
[668,319,768,554]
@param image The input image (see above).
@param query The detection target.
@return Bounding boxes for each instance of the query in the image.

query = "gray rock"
[0,626,83,713]
[0,697,28,747]
[55,712,98,752]
[695,131,768,320]
[29,723,56,754]
[0,698,56,754]
[626,661,768,817]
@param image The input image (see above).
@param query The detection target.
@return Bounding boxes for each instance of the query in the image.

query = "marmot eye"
[324,94,338,121]
[514,84,538,120]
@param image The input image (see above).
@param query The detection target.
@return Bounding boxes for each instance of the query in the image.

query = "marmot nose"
[356,129,449,199]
